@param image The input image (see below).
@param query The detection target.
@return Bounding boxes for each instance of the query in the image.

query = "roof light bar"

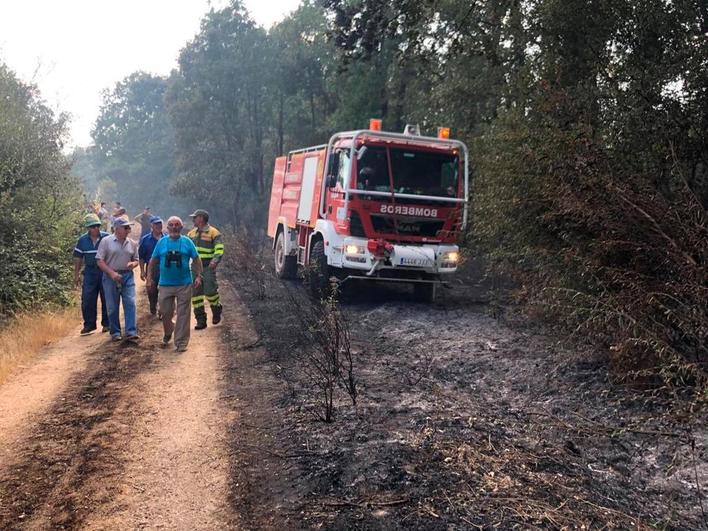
[437,127,450,139]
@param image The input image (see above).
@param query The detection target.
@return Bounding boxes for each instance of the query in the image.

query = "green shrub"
[474,101,707,389]
[0,62,83,318]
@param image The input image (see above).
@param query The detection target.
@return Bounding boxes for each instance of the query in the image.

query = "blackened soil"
[219,287,306,530]
[223,253,708,530]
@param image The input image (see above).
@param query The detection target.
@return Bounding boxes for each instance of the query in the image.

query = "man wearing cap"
[147,216,203,352]
[139,216,166,316]
[187,209,224,329]
[96,217,140,341]
[73,214,110,335]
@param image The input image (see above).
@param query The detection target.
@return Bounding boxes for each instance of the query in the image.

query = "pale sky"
[0,0,301,149]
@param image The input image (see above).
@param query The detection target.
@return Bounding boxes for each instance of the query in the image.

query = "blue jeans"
[82,267,108,329]
[102,271,137,338]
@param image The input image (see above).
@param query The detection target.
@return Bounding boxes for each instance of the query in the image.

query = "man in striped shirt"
[73,214,109,335]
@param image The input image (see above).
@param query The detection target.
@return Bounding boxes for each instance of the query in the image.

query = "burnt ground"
[222,251,708,530]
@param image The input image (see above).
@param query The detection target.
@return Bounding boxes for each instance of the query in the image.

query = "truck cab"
[267,121,469,301]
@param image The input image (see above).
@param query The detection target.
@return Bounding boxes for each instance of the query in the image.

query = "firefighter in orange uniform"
[187,209,224,329]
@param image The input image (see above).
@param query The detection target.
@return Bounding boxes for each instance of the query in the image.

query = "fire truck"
[267,120,469,301]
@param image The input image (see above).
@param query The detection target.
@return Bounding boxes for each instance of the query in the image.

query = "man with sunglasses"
[96,218,140,341]
[147,216,203,352]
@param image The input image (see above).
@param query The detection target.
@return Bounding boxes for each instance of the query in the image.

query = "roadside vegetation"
[0,63,83,319]
[0,65,83,307]
[0,306,79,385]
[0,61,83,380]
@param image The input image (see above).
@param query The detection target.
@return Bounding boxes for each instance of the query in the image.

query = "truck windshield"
[355,146,389,192]
[390,148,458,197]
[354,146,459,198]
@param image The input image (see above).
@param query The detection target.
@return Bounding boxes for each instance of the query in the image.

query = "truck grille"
[370,214,444,237]
[350,211,365,237]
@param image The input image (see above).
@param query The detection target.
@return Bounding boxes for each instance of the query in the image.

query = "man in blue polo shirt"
[73,214,109,335]
[139,216,166,316]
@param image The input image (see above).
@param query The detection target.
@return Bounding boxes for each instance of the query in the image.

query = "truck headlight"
[345,244,365,255]
[344,244,367,263]
[444,251,459,263]
[441,251,459,268]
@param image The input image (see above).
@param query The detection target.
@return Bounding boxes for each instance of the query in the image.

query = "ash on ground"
[223,254,707,530]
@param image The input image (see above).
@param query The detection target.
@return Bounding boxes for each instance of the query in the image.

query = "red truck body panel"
[269,130,467,248]
[267,150,326,238]
[267,156,287,237]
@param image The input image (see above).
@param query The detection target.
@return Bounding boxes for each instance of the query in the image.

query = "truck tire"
[308,239,331,298]
[414,282,437,303]
[274,231,297,279]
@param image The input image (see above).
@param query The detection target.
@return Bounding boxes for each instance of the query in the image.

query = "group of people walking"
[87,201,129,233]
[73,207,224,352]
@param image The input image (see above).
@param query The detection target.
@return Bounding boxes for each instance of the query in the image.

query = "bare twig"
[690,431,708,523]
[528,410,685,440]
[323,496,410,508]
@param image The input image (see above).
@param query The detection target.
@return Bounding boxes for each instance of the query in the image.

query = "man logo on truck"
[379,205,439,217]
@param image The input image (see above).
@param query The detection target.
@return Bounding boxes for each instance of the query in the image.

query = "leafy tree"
[269,0,336,153]
[0,61,83,317]
[70,146,102,199]
[473,0,707,383]
[90,72,187,218]
[166,1,272,226]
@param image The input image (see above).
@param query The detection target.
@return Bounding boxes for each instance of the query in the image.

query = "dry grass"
[0,305,80,386]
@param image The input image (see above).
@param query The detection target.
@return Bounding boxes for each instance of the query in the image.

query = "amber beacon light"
[437,126,450,139]
[369,118,382,131]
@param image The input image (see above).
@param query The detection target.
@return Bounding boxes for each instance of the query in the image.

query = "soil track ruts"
[0,321,105,464]
[0,275,239,530]
[0,313,154,529]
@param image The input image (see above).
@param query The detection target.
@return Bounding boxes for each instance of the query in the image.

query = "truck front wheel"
[308,239,331,298]
[274,231,297,279]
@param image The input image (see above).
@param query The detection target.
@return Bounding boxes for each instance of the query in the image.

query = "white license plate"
[400,257,431,267]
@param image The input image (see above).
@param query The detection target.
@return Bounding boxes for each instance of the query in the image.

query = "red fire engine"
[267,120,469,301]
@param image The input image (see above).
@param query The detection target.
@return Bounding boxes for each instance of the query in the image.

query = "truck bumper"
[330,237,459,276]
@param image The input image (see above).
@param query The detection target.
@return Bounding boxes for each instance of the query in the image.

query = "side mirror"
[326,152,339,187]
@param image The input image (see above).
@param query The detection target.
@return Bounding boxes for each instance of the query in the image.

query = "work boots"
[212,305,222,325]
[195,311,207,330]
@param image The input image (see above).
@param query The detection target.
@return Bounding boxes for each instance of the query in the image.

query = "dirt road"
[0,276,244,530]
[1,261,706,530]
